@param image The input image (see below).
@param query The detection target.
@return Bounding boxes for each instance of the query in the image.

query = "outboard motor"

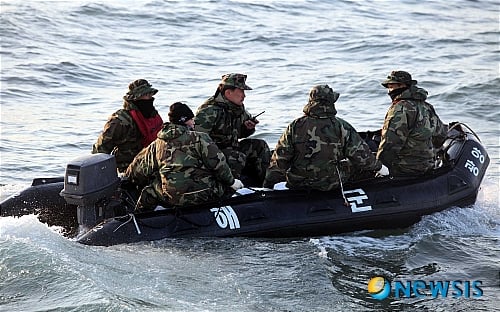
[60,153,121,230]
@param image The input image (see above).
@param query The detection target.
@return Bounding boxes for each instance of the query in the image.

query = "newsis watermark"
[367,276,484,300]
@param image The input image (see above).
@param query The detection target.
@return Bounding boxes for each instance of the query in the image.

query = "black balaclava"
[388,86,408,101]
[134,98,156,118]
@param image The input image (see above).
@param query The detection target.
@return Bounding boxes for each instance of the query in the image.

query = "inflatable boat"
[0,123,489,246]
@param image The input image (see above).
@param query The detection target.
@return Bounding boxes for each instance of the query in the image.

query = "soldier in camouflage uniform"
[92,79,164,173]
[263,85,386,191]
[125,102,244,210]
[194,73,271,186]
[377,71,447,176]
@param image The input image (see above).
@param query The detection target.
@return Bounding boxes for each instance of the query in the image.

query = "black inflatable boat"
[0,124,489,246]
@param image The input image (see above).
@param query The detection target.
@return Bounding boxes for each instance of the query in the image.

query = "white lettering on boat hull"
[210,206,241,229]
[344,188,372,212]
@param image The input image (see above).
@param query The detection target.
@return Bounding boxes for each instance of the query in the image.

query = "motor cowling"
[60,153,120,229]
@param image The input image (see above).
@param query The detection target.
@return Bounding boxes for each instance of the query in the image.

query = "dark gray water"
[1,1,499,311]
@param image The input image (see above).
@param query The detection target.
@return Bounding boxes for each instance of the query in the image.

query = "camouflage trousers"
[222,138,271,186]
[135,180,163,211]
[135,178,233,211]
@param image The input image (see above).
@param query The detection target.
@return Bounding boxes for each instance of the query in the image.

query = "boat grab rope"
[113,213,142,235]
[335,165,350,207]
[176,206,218,228]
[450,122,481,142]
[121,189,138,212]
[172,199,230,228]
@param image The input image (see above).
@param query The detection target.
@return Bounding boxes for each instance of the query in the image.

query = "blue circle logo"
[368,276,391,300]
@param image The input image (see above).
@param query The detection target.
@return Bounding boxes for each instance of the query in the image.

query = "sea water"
[1,1,499,311]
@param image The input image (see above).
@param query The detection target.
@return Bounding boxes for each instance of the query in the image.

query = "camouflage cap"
[124,79,158,101]
[309,84,340,103]
[381,71,417,88]
[220,73,252,90]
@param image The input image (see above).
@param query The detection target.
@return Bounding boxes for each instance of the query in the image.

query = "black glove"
[448,121,461,131]
[120,177,136,191]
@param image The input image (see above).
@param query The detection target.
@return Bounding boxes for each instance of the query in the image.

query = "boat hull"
[77,165,482,246]
[1,125,490,246]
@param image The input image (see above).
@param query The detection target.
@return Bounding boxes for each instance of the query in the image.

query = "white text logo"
[465,147,485,177]
[344,188,372,212]
[210,206,240,229]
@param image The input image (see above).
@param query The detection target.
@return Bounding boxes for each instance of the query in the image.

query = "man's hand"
[244,119,257,129]
[375,164,390,177]
[231,179,244,190]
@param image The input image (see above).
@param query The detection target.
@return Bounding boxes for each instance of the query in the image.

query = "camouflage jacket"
[125,122,235,206]
[264,98,381,191]
[194,93,255,149]
[92,100,160,172]
[376,86,447,175]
